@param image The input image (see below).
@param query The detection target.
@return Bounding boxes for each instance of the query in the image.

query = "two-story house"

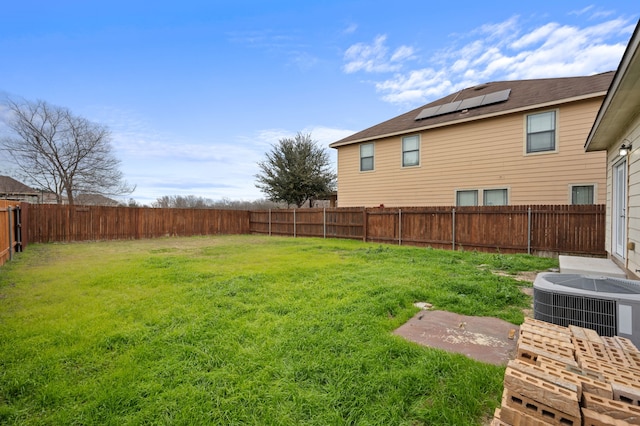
[330,72,613,207]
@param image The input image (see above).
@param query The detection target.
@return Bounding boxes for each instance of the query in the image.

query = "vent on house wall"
[415,88,511,121]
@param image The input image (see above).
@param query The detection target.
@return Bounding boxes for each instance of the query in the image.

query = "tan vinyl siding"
[604,150,613,256]
[336,98,606,207]
[622,116,640,274]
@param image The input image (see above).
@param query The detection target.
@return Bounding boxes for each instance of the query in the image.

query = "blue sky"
[0,1,637,204]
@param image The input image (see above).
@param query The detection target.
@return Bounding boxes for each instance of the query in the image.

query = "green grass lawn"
[0,235,557,425]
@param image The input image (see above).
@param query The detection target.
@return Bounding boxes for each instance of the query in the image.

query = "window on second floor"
[360,143,374,172]
[571,185,594,205]
[526,110,556,153]
[402,135,420,167]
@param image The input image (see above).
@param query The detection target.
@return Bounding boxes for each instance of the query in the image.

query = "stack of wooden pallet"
[491,318,640,425]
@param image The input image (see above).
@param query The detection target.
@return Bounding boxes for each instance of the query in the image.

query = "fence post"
[268,209,272,236]
[362,207,367,242]
[14,206,22,253]
[452,208,456,250]
[323,207,326,239]
[293,209,296,238]
[528,207,532,255]
[7,206,13,261]
[398,209,402,245]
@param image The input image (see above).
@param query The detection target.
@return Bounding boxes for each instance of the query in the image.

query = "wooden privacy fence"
[14,203,605,257]
[25,204,251,243]
[250,205,606,256]
[0,200,23,267]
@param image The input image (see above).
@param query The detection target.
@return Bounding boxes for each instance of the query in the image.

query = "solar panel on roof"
[479,89,511,106]
[414,105,442,120]
[434,100,462,115]
[414,88,511,121]
[458,95,484,110]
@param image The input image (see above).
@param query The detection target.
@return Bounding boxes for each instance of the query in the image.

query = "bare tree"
[0,98,134,204]
[152,195,212,208]
[255,132,336,208]
[209,197,286,210]
[151,194,287,210]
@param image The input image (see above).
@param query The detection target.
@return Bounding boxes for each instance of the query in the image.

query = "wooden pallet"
[491,318,640,426]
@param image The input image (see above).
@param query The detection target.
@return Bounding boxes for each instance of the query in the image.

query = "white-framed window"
[571,185,594,205]
[526,110,557,153]
[483,189,508,206]
[402,135,420,167]
[456,188,508,205]
[360,143,374,172]
[456,190,478,206]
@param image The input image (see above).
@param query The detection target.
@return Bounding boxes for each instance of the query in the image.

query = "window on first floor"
[402,135,420,167]
[526,110,556,153]
[457,188,508,206]
[484,189,508,206]
[571,185,594,205]
[456,190,478,206]
[360,143,374,172]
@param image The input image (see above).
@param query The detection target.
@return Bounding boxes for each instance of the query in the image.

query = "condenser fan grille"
[534,289,617,337]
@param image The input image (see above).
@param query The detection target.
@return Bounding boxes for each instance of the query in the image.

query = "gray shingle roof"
[330,72,615,147]
[0,176,38,195]
[75,193,119,206]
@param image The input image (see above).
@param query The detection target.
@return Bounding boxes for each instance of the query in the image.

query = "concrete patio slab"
[393,310,519,366]
[559,255,626,278]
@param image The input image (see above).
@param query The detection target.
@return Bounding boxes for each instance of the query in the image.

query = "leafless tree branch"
[0,98,135,204]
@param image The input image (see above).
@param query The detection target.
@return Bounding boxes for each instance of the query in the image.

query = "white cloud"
[375,69,454,104]
[343,15,636,107]
[477,15,520,41]
[570,6,595,16]
[511,23,560,49]
[390,45,416,62]
[343,23,358,35]
[590,10,616,20]
[343,35,416,74]
[289,51,319,71]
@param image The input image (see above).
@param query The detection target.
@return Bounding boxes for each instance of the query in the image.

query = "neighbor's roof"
[330,71,615,148]
[75,193,119,206]
[0,176,38,195]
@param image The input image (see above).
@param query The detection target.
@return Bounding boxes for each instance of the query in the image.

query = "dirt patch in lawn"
[493,270,539,283]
